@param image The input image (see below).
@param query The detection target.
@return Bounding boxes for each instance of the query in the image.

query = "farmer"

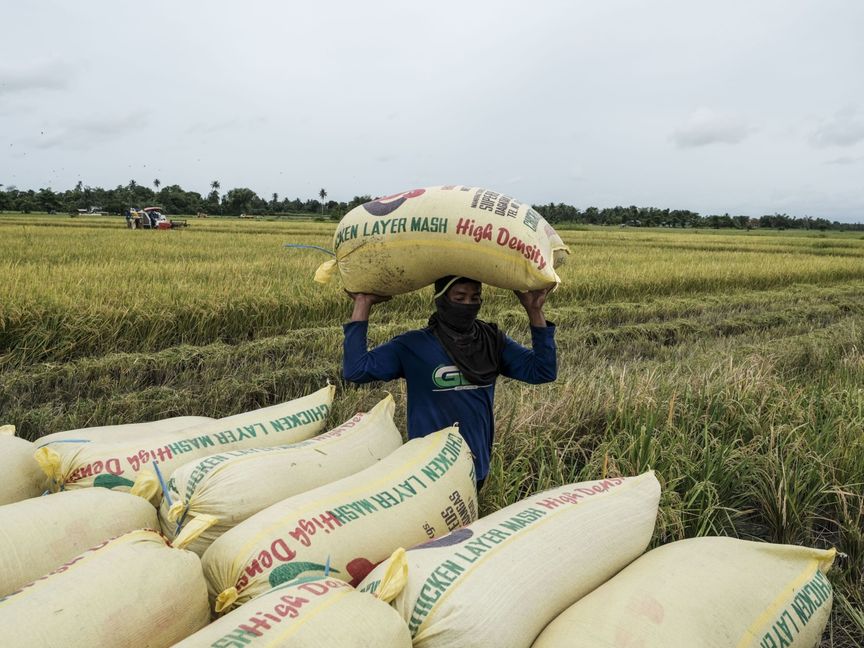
[343,276,557,489]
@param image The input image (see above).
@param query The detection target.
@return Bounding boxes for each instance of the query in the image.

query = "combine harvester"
[128,206,187,230]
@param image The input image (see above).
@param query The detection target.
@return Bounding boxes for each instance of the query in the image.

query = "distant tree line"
[532,203,863,231]
[0,181,860,230]
[0,180,371,220]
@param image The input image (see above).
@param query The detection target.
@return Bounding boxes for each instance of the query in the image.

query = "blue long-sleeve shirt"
[343,320,557,481]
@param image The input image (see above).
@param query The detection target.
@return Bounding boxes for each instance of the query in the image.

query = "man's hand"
[515,288,549,327]
[347,291,392,322]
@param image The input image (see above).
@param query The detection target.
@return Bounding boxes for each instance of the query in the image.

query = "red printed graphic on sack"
[363,189,425,217]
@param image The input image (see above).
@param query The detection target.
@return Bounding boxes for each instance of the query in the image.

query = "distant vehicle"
[72,206,106,217]
[143,206,166,224]
[127,206,187,230]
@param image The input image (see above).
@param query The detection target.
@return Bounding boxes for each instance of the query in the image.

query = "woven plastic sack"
[532,536,836,648]
[546,225,570,267]
[315,186,561,295]
[36,416,213,448]
[174,576,411,647]
[0,529,209,648]
[163,395,403,556]
[34,385,334,496]
[0,426,45,505]
[203,427,477,613]
[360,471,661,648]
[0,488,158,597]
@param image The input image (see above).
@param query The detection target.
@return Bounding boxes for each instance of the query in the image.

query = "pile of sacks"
[1,408,836,647]
[360,475,835,648]
[0,387,478,646]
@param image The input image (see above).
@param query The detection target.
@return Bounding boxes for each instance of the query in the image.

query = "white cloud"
[825,155,863,165]
[0,60,73,95]
[567,166,586,182]
[671,109,754,148]
[185,116,269,136]
[810,106,864,148]
[25,112,149,150]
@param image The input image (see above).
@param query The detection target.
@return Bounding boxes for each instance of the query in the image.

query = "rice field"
[2,213,863,645]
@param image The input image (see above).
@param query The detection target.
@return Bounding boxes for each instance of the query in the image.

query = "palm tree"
[319,188,327,216]
[153,178,161,191]
[211,180,221,215]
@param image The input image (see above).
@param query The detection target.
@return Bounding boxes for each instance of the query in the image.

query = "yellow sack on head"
[320,186,562,295]
[173,576,411,647]
[0,529,209,648]
[39,385,335,496]
[163,395,403,556]
[202,428,477,613]
[359,472,661,648]
[0,434,45,505]
[532,536,836,648]
[0,488,158,597]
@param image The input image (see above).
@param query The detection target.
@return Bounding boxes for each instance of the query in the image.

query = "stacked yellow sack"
[203,428,477,613]
[162,395,403,555]
[532,536,836,648]
[360,472,661,648]
[0,488,158,597]
[0,529,209,648]
[316,186,564,295]
[0,425,45,505]
[173,576,411,647]
[35,416,213,447]
[35,385,334,495]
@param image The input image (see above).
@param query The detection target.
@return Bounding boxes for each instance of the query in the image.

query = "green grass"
[2,213,863,645]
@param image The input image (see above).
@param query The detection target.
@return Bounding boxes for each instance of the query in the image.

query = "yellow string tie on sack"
[167,500,187,523]
[173,513,220,550]
[33,446,63,484]
[130,471,160,502]
[215,586,238,613]
[375,547,409,603]
[314,259,338,284]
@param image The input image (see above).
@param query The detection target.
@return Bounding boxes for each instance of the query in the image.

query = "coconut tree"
[319,188,327,216]
[153,178,161,191]
[210,180,221,215]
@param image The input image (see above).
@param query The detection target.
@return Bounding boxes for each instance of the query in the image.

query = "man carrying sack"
[343,276,557,489]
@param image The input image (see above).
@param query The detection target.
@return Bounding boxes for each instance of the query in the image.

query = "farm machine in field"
[127,206,187,230]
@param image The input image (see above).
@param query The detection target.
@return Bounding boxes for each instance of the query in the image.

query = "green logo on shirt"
[433,365,473,390]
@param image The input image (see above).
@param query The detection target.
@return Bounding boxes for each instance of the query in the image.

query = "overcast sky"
[1,0,863,221]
